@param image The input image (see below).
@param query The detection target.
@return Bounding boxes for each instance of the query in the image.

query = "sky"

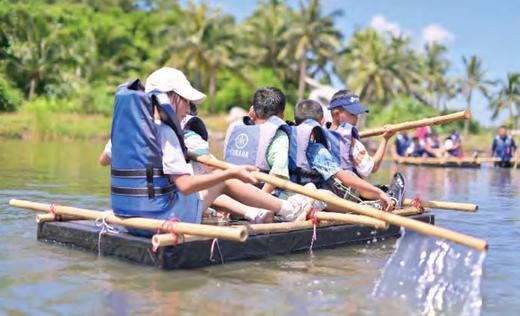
[201,0,520,127]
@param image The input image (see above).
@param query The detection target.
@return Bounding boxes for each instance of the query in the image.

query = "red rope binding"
[411,197,425,212]
[152,218,182,253]
[49,203,62,221]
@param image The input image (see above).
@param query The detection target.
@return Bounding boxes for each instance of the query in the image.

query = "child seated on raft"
[326,90,395,176]
[291,99,398,211]
[224,87,290,195]
[99,68,316,231]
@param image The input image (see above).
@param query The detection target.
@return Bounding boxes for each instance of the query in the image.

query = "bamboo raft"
[36,213,434,270]
[394,156,520,169]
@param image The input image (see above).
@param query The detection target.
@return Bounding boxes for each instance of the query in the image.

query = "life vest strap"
[111,168,165,178]
[111,184,176,196]
[290,167,322,182]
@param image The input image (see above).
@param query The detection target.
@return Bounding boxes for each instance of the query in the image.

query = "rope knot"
[411,196,425,212]
[49,203,62,221]
[152,218,182,252]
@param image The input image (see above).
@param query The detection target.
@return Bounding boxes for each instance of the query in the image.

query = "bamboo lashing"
[403,199,478,212]
[9,199,247,242]
[359,110,471,138]
[190,154,488,251]
[393,206,427,216]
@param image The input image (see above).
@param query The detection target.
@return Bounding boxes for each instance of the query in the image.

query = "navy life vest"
[494,135,514,160]
[223,115,290,171]
[182,114,209,141]
[289,119,329,185]
[425,137,440,157]
[446,134,462,157]
[395,134,411,157]
[325,122,359,172]
[409,142,426,157]
[110,79,186,217]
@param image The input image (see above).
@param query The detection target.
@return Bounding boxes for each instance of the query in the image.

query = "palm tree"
[161,1,240,113]
[242,0,291,82]
[422,43,452,110]
[335,29,421,105]
[457,55,494,136]
[489,73,520,128]
[280,0,342,101]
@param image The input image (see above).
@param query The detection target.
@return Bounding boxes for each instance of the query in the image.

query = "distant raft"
[393,156,520,169]
[36,214,433,270]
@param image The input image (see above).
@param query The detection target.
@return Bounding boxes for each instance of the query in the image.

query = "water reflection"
[1,140,519,315]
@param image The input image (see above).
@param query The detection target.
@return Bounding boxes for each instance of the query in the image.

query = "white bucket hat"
[145,67,206,104]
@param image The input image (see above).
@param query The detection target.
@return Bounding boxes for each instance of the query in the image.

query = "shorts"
[126,190,203,237]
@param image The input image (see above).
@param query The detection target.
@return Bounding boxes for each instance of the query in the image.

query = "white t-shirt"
[104,121,193,176]
[351,139,374,177]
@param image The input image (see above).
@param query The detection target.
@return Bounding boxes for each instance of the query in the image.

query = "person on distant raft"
[98,68,317,234]
[415,126,431,141]
[491,125,517,168]
[406,137,427,157]
[444,130,463,157]
[223,87,292,196]
[424,131,442,157]
[289,99,400,211]
[390,130,412,159]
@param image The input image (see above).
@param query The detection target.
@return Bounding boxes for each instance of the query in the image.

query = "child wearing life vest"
[491,125,517,167]
[290,99,397,211]
[224,87,291,195]
[326,90,395,177]
[444,130,463,157]
[391,131,411,159]
[99,68,317,231]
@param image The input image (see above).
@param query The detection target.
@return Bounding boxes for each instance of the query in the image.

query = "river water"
[1,139,519,315]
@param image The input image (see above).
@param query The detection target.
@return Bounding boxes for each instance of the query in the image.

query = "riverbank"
[0,112,497,154]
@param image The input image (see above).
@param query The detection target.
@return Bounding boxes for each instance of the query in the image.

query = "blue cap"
[327,95,368,115]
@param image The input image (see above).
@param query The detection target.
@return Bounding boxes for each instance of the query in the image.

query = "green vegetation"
[0,0,518,141]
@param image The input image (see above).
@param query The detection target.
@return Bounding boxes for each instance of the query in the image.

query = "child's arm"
[334,170,393,211]
[171,166,259,195]
[99,139,112,166]
[371,130,395,173]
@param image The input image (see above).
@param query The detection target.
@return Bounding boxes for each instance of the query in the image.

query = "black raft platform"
[37,214,434,270]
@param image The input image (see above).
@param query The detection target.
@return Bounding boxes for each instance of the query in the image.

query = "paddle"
[191,154,488,251]
[9,199,247,242]
[403,199,478,212]
[359,110,471,139]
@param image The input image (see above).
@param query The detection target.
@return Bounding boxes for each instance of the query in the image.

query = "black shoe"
[387,172,406,208]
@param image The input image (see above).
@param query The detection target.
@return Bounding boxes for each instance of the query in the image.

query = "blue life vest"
[494,135,514,160]
[182,114,209,141]
[289,119,329,185]
[223,116,290,171]
[325,122,359,172]
[110,79,186,217]
[395,134,411,156]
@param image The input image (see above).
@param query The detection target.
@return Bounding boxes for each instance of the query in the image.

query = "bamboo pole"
[9,199,247,242]
[314,212,388,229]
[393,207,427,216]
[191,154,488,251]
[359,110,471,138]
[403,199,478,212]
[154,212,390,247]
[35,213,80,223]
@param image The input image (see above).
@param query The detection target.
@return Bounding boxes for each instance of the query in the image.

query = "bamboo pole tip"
[463,109,472,119]
[237,227,248,242]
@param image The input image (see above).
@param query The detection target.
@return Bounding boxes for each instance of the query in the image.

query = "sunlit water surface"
[1,139,519,315]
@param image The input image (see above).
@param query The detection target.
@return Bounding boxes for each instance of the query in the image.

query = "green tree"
[421,43,453,110]
[336,29,421,105]
[0,3,97,100]
[242,1,292,85]
[280,0,342,101]
[162,1,239,113]
[457,55,494,136]
[489,72,520,128]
